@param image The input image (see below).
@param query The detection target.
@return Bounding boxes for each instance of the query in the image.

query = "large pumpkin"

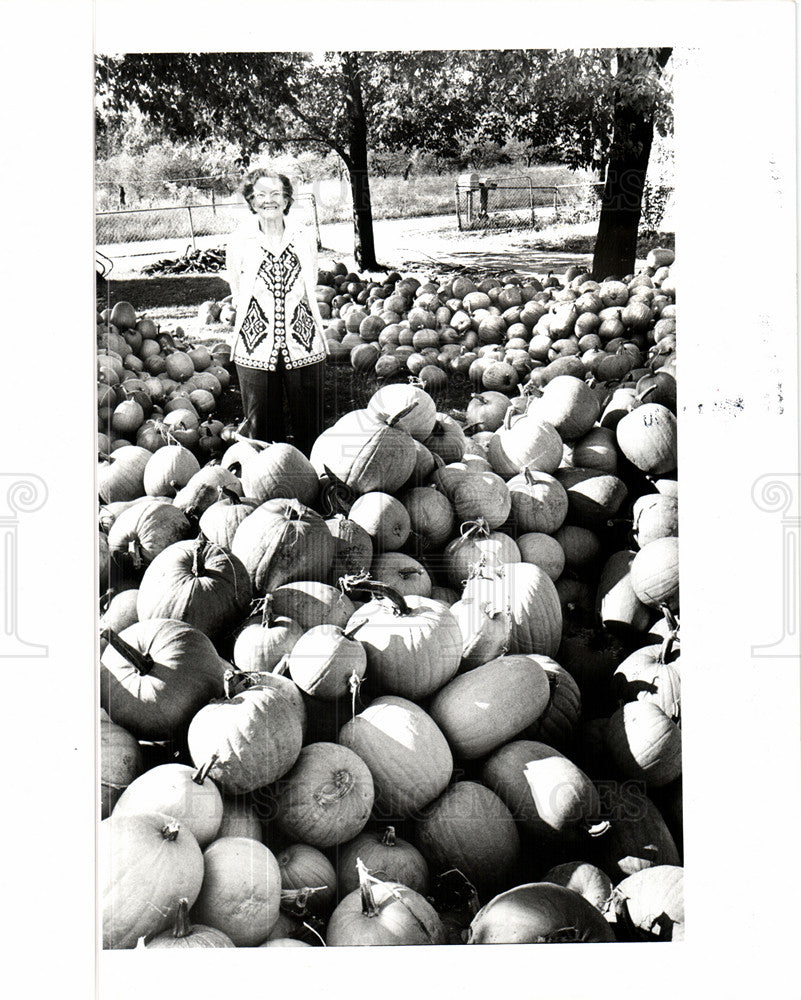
[431,465,512,530]
[136,536,252,638]
[240,441,318,506]
[595,783,681,881]
[429,655,551,759]
[466,882,615,943]
[541,861,613,911]
[442,520,521,591]
[338,825,429,897]
[555,467,628,528]
[462,562,563,657]
[449,594,513,671]
[338,696,453,819]
[198,494,259,550]
[101,812,204,949]
[415,781,521,901]
[270,580,356,630]
[340,580,462,700]
[481,739,608,838]
[272,742,375,847]
[98,445,152,504]
[190,836,282,946]
[287,622,367,700]
[326,861,446,946]
[366,383,438,441]
[100,717,144,818]
[310,409,417,496]
[107,498,192,569]
[100,618,227,741]
[611,638,681,722]
[519,654,581,751]
[232,598,303,674]
[605,701,682,786]
[231,498,335,594]
[506,468,569,534]
[608,865,684,941]
[326,514,374,580]
[631,536,680,612]
[616,403,677,475]
[596,549,652,638]
[142,444,201,498]
[187,681,304,794]
[402,486,456,550]
[487,410,563,478]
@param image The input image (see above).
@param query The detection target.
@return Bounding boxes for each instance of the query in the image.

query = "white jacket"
[226,214,328,371]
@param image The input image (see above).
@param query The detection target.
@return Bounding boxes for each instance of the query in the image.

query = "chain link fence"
[95,192,321,254]
[455,173,673,232]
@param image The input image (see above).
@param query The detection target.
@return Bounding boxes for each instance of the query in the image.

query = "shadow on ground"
[104,275,230,312]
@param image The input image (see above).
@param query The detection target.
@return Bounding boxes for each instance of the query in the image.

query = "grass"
[97,164,596,245]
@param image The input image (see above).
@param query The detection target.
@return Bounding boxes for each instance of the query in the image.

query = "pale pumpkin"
[276,843,338,919]
[270,580,356,630]
[241,441,318,506]
[431,464,512,530]
[605,701,682,787]
[273,742,375,848]
[338,825,430,897]
[507,468,569,535]
[100,718,144,818]
[541,862,613,911]
[467,882,615,943]
[107,498,192,569]
[287,622,367,700]
[338,696,453,819]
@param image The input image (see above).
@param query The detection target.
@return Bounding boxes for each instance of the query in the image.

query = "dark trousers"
[235,360,325,457]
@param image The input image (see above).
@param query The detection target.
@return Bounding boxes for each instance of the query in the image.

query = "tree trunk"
[342,52,381,271]
[592,48,672,280]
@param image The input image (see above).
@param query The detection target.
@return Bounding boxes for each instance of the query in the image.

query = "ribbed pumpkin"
[609,865,684,941]
[187,680,304,794]
[145,897,235,948]
[605,701,682,787]
[326,861,446,946]
[310,409,417,496]
[142,444,201,498]
[366,383,437,441]
[232,597,303,673]
[541,862,613,911]
[270,580,356,630]
[348,492,411,551]
[611,637,681,722]
[517,531,565,580]
[421,412,467,463]
[616,403,677,475]
[101,813,204,949]
[100,718,144,818]
[367,553,428,599]
[415,781,521,901]
[191,837,282,946]
[431,465,511,530]
[241,442,318,506]
[98,445,152,504]
[555,467,628,528]
[631,536,680,611]
[566,425,620,474]
[325,514,374,580]
[287,622,367,699]
[487,410,563,478]
[449,594,513,671]
[338,825,430,896]
[112,761,223,848]
[632,493,679,548]
[467,882,615,943]
[482,740,608,838]
[535,375,601,440]
[596,783,681,881]
[519,654,581,751]
[231,499,335,594]
[136,536,252,638]
[273,742,375,847]
[107,498,192,569]
[100,619,227,740]
[596,550,652,637]
[338,696,453,819]
[198,494,259,550]
[507,468,569,534]
[276,843,338,918]
[340,580,462,700]
[429,655,551,759]
[462,562,563,657]
[442,520,521,590]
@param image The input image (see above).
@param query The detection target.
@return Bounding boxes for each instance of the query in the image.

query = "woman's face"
[250,176,288,219]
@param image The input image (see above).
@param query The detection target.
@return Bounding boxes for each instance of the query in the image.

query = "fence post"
[307,193,322,251]
[187,206,197,252]
[455,183,462,231]
[211,189,216,216]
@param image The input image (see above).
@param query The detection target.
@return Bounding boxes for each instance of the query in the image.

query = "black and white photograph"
[1,1,799,998]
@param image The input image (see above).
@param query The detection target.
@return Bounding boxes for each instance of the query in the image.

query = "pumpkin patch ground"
[98,249,681,948]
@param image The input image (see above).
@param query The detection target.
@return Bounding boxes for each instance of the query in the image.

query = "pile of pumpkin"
[99,258,681,950]
[316,248,676,397]
[97,300,235,462]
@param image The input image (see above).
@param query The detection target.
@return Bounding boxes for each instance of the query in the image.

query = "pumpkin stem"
[191,535,206,576]
[356,858,380,918]
[280,887,327,917]
[349,669,362,721]
[101,626,155,677]
[300,920,327,947]
[381,826,396,847]
[321,466,354,517]
[161,819,181,841]
[313,769,355,807]
[223,667,240,699]
[636,383,658,404]
[386,400,418,428]
[462,421,483,436]
[587,819,611,838]
[172,898,192,938]
[259,594,275,627]
[660,603,679,637]
[340,577,411,616]
[459,517,491,540]
[192,754,218,785]
[220,485,241,505]
[127,537,143,569]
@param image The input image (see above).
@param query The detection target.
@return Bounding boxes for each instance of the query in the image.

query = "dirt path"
[99,212,607,282]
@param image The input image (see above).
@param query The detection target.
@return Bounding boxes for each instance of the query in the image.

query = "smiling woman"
[225,167,330,455]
